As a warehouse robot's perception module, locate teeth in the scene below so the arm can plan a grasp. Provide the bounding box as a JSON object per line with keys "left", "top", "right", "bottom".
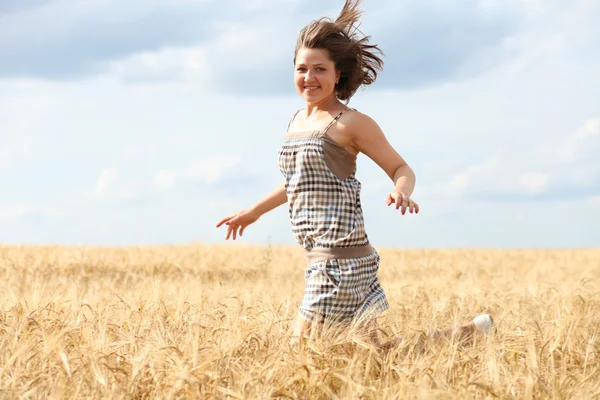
{"left": 305, "top": 86, "right": 320, "bottom": 90}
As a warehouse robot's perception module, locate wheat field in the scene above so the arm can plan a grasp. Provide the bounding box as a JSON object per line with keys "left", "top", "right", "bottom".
{"left": 1, "top": 244, "right": 599, "bottom": 399}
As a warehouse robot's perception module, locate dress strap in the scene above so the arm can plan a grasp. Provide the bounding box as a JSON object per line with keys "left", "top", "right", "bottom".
{"left": 287, "top": 109, "right": 302, "bottom": 131}
{"left": 323, "top": 108, "right": 354, "bottom": 133}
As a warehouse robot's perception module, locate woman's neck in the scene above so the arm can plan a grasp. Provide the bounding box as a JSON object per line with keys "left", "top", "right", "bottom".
{"left": 304, "top": 95, "right": 345, "bottom": 118}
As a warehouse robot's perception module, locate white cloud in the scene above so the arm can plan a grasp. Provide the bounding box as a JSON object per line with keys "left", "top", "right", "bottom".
{"left": 0, "top": 0, "right": 219, "bottom": 80}
{"left": 153, "top": 155, "right": 242, "bottom": 191}
{"left": 0, "top": 203, "right": 70, "bottom": 223}
{"left": 83, "top": 0, "right": 576, "bottom": 95}
{"left": 0, "top": 138, "right": 33, "bottom": 170}
{"left": 548, "top": 118, "right": 600, "bottom": 165}
{"left": 91, "top": 155, "right": 242, "bottom": 203}
{"left": 106, "top": 19, "right": 290, "bottom": 91}
{"left": 589, "top": 196, "right": 600, "bottom": 207}
{"left": 107, "top": 45, "right": 207, "bottom": 85}
{"left": 583, "top": 118, "right": 600, "bottom": 134}
{"left": 233, "top": 0, "right": 295, "bottom": 10}
{"left": 0, "top": 205, "right": 33, "bottom": 222}
{"left": 519, "top": 172, "right": 549, "bottom": 194}
{"left": 95, "top": 168, "right": 119, "bottom": 195}
{"left": 487, "top": 0, "right": 599, "bottom": 75}
{"left": 420, "top": 118, "right": 600, "bottom": 201}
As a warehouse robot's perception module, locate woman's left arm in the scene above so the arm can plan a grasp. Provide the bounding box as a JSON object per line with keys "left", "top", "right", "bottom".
{"left": 348, "top": 113, "right": 419, "bottom": 215}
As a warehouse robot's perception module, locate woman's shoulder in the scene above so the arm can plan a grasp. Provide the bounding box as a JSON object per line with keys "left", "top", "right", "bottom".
{"left": 339, "top": 108, "right": 381, "bottom": 134}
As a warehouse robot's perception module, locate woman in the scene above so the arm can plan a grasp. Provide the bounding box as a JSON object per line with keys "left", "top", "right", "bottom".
{"left": 217, "top": 0, "right": 493, "bottom": 352}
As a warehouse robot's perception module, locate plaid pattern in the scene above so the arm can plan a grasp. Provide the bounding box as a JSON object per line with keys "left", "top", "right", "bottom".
{"left": 278, "top": 132, "right": 369, "bottom": 251}
{"left": 278, "top": 109, "right": 389, "bottom": 324}
{"left": 298, "top": 251, "right": 390, "bottom": 324}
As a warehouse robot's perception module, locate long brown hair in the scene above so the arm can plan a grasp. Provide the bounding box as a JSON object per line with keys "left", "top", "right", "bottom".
{"left": 294, "top": 0, "right": 384, "bottom": 102}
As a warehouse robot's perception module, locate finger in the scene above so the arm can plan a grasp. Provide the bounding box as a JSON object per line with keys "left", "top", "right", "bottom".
{"left": 216, "top": 216, "right": 231, "bottom": 227}
{"left": 226, "top": 217, "right": 242, "bottom": 229}
{"left": 395, "top": 194, "right": 402, "bottom": 209}
{"left": 219, "top": 214, "right": 240, "bottom": 228}
{"left": 225, "top": 226, "right": 232, "bottom": 240}
{"left": 240, "top": 225, "right": 246, "bottom": 237}
{"left": 415, "top": 202, "right": 420, "bottom": 214}
{"left": 385, "top": 193, "right": 393, "bottom": 206}
{"left": 401, "top": 196, "right": 409, "bottom": 214}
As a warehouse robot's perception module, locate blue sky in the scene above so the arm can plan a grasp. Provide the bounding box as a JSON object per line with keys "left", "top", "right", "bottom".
{"left": 1, "top": 0, "right": 598, "bottom": 248}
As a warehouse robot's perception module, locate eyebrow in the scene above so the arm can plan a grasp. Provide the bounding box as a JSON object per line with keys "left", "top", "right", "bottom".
{"left": 296, "top": 63, "right": 328, "bottom": 67}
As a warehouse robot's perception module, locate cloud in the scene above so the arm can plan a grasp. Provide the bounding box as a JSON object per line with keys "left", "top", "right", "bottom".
{"left": 421, "top": 118, "right": 600, "bottom": 202}
{"left": 518, "top": 172, "right": 550, "bottom": 194}
{"left": 495, "top": 0, "right": 600, "bottom": 76}
{"left": 0, "top": 0, "right": 217, "bottom": 80}
{"left": 0, "top": 152, "right": 249, "bottom": 242}
{"left": 108, "top": 19, "right": 294, "bottom": 91}
{"left": 95, "top": 168, "right": 119, "bottom": 195}
{"left": 0, "top": 137, "right": 33, "bottom": 170}
{"left": 550, "top": 118, "right": 600, "bottom": 164}
{"left": 0, "top": 203, "right": 69, "bottom": 223}
{"left": 107, "top": 44, "right": 208, "bottom": 85}
{"left": 1, "top": 0, "right": 527, "bottom": 94}
{"left": 589, "top": 196, "right": 600, "bottom": 207}
{"left": 3, "top": 0, "right": 597, "bottom": 97}
{"left": 0, "top": 152, "right": 266, "bottom": 245}
{"left": 108, "top": 1, "right": 522, "bottom": 95}
{"left": 0, "top": 0, "right": 53, "bottom": 14}
{"left": 153, "top": 155, "right": 242, "bottom": 191}
{"left": 92, "top": 155, "right": 243, "bottom": 204}
{"left": 369, "top": 0, "right": 521, "bottom": 89}
{"left": 153, "top": 1, "right": 522, "bottom": 94}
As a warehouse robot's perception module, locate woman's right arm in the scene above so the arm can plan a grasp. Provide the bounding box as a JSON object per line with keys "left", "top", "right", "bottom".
{"left": 216, "top": 181, "right": 288, "bottom": 240}
{"left": 249, "top": 181, "right": 288, "bottom": 217}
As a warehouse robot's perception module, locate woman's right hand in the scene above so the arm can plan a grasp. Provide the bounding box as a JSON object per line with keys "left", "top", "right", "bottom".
{"left": 216, "top": 209, "right": 260, "bottom": 240}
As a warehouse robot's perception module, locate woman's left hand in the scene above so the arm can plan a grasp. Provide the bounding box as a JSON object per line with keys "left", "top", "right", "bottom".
{"left": 385, "top": 191, "right": 419, "bottom": 215}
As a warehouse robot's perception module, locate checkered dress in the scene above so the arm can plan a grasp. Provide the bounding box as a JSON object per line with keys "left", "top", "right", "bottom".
{"left": 278, "top": 109, "right": 390, "bottom": 325}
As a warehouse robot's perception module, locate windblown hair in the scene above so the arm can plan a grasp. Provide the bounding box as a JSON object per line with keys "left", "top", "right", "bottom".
{"left": 294, "top": 0, "right": 384, "bottom": 102}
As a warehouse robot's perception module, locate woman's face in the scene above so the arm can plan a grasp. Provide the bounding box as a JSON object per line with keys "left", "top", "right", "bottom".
{"left": 294, "top": 47, "right": 340, "bottom": 103}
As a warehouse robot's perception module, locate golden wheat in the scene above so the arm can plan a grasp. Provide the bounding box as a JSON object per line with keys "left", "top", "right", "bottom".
{"left": 0, "top": 244, "right": 599, "bottom": 399}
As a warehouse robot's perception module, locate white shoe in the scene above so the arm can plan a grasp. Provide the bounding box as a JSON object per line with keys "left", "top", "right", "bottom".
{"left": 472, "top": 314, "right": 494, "bottom": 334}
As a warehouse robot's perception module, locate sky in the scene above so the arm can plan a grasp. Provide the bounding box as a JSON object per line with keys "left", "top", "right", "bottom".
{"left": 1, "top": 0, "right": 599, "bottom": 249}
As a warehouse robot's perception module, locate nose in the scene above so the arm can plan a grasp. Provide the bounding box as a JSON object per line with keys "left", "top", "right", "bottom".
{"left": 305, "top": 69, "right": 316, "bottom": 82}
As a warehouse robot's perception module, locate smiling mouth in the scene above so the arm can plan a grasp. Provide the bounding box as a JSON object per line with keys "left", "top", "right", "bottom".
{"left": 304, "top": 86, "right": 321, "bottom": 91}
